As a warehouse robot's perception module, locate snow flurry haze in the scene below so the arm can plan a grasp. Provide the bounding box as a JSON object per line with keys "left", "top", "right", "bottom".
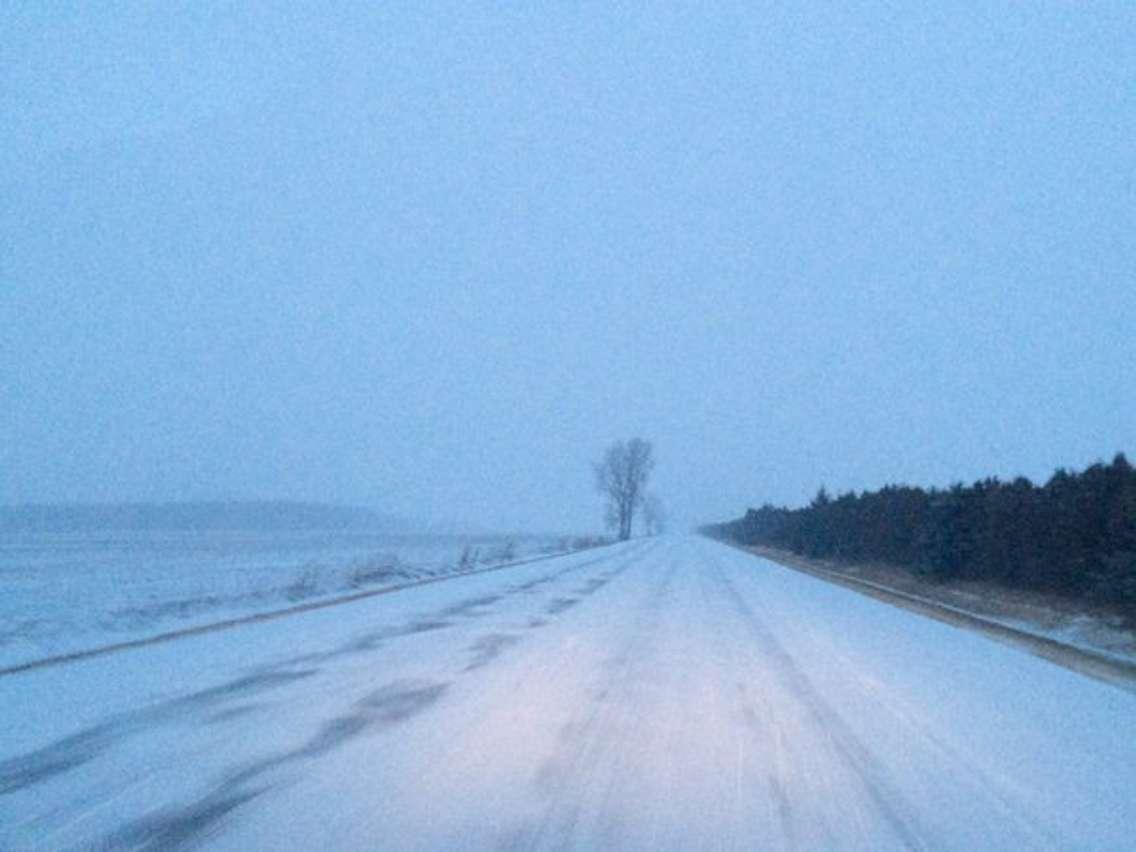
{"left": 3, "top": 4, "right": 1134, "bottom": 531}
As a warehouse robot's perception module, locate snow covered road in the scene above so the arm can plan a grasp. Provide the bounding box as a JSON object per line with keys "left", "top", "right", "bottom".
{"left": 2, "top": 535, "right": 1134, "bottom": 850}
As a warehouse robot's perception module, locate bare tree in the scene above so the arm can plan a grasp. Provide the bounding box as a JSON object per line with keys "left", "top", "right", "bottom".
{"left": 642, "top": 493, "right": 666, "bottom": 536}
{"left": 594, "top": 438, "right": 655, "bottom": 541}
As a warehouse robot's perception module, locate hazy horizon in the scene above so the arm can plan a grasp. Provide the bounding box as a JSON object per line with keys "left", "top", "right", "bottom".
{"left": 4, "top": 4, "right": 1133, "bottom": 533}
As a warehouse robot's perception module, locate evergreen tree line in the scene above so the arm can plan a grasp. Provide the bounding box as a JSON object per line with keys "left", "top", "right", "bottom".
{"left": 705, "top": 454, "right": 1136, "bottom": 625}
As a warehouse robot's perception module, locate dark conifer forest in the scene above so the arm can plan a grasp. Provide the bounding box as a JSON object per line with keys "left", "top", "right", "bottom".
{"left": 706, "top": 454, "right": 1136, "bottom": 625}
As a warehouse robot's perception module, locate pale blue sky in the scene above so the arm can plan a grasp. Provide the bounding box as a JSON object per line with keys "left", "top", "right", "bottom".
{"left": 3, "top": 3, "right": 1134, "bottom": 532}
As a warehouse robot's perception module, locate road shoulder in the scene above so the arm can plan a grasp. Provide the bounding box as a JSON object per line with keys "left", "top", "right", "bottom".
{"left": 720, "top": 540, "right": 1136, "bottom": 694}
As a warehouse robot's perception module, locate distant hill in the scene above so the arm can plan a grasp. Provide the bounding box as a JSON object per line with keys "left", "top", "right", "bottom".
{"left": 0, "top": 501, "right": 401, "bottom": 533}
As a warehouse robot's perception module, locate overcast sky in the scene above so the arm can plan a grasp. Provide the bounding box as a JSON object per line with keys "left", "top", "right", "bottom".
{"left": 3, "top": 3, "right": 1134, "bottom": 533}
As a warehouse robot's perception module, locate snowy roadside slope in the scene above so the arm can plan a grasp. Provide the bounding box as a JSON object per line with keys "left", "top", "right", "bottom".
{"left": 0, "top": 530, "right": 559, "bottom": 670}
{"left": 2, "top": 536, "right": 1134, "bottom": 850}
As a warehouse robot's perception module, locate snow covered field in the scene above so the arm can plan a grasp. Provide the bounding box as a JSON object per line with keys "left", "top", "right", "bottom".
{"left": 2, "top": 535, "right": 1134, "bottom": 850}
{"left": 0, "top": 529, "right": 563, "bottom": 669}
